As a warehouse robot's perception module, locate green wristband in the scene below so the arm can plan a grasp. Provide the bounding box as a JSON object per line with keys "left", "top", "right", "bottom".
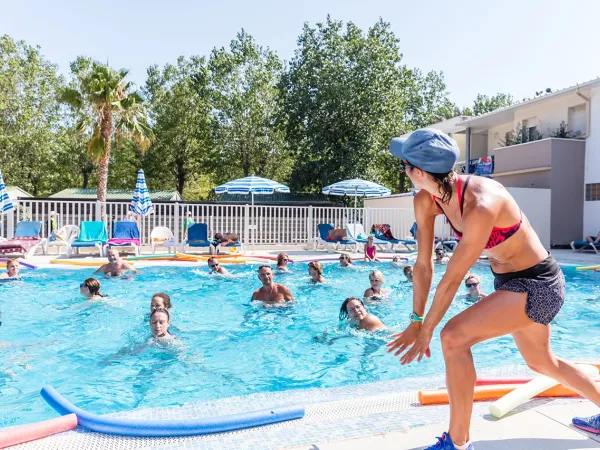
{"left": 409, "top": 312, "right": 424, "bottom": 322}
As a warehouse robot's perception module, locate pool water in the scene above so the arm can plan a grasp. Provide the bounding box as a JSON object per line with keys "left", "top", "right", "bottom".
{"left": 0, "top": 260, "right": 599, "bottom": 426}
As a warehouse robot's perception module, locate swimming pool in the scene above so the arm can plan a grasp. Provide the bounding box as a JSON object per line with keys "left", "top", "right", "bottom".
{"left": 1, "top": 260, "right": 599, "bottom": 427}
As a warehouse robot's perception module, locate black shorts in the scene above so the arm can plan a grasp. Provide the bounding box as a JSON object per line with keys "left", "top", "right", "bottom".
{"left": 492, "top": 254, "right": 565, "bottom": 326}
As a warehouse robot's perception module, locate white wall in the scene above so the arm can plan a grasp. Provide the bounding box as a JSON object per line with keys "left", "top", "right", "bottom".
{"left": 584, "top": 86, "right": 600, "bottom": 236}
{"left": 514, "top": 93, "right": 586, "bottom": 137}
{"left": 506, "top": 187, "right": 551, "bottom": 249}
{"left": 488, "top": 122, "right": 514, "bottom": 153}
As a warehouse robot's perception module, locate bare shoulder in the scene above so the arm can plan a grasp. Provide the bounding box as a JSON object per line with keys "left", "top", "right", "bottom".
{"left": 464, "top": 176, "right": 518, "bottom": 217}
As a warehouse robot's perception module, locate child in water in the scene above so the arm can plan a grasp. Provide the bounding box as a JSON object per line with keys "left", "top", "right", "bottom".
{"left": 150, "top": 293, "right": 172, "bottom": 312}
{"left": 364, "top": 270, "right": 388, "bottom": 299}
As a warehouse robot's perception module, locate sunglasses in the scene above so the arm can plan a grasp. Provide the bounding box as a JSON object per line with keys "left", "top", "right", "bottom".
{"left": 400, "top": 160, "right": 416, "bottom": 170}
{"left": 79, "top": 283, "right": 86, "bottom": 288}
{"left": 466, "top": 282, "right": 478, "bottom": 288}
{"left": 210, "top": 263, "right": 219, "bottom": 268}
{"left": 282, "top": 258, "right": 289, "bottom": 262}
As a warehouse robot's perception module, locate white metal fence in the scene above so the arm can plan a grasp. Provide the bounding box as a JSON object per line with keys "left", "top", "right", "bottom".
{"left": 0, "top": 199, "right": 452, "bottom": 246}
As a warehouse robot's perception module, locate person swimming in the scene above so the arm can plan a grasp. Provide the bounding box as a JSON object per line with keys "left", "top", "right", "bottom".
{"left": 339, "top": 253, "right": 353, "bottom": 268}
{"left": 308, "top": 261, "right": 325, "bottom": 283}
{"left": 339, "top": 297, "right": 386, "bottom": 331}
{"left": 80, "top": 278, "right": 104, "bottom": 301}
{"left": 364, "top": 270, "right": 388, "bottom": 299}
{"left": 207, "top": 257, "right": 230, "bottom": 275}
{"left": 462, "top": 273, "right": 487, "bottom": 301}
{"left": 251, "top": 265, "right": 294, "bottom": 303}
{"left": 150, "top": 308, "right": 175, "bottom": 341}
{"left": 150, "top": 292, "right": 172, "bottom": 312}
{"left": 0, "top": 259, "right": 20, "bottom": 280}
{"left": 94, "top": 248, "right": 139, "bottom": 277}
{"left": 276, "top": 253, "right": 290, "bottom": 272}
{"left": 403, "top": 264, "right": 414, "bottom": 283}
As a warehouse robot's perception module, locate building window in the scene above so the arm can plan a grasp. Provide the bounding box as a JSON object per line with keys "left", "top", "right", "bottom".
{"left": 586, "top": 183, "right": 600, "bottom": 201}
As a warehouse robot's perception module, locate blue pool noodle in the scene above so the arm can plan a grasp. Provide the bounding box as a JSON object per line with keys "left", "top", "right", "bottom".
{"left": 41, "top": 386, "right": 305, "bottom": 437}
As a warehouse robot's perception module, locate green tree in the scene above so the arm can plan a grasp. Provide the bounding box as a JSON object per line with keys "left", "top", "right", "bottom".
{"left": 207, "top": 30, "right": 290, "bottom": 183}
{"left": 144, "top": 56, "right": 213, "bottom": 197}
{"left": 60, "top": 57, "right": 153, "bottom": 214}
{"left": 0, "top": 35, "right": 65, "bottom": 196}
{"left": 471, "top": 93, "right": 513, "bottom": 116}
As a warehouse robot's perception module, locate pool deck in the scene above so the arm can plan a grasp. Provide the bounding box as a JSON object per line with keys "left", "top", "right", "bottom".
{"left": 11, "top": 246, "right": 600, "bottom": 449}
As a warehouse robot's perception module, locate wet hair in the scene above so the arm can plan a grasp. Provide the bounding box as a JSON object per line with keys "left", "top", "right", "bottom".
{"left": 464, "top": 273, "right": 480, "bottom": 284}
{"left": 152, "top": 293, "right": 172, "bottom": 309}
{"left": 428, "top": 171, "right": 456, "bottom": 205}
{"left": 6, "top": 258, "right": 18, "bottom": 269}
{"left": 339, "top": 297, "right": 365, "bottom": 320}
{"left": 403, "top": 264, "right": 413, "bottom": 275}
{"left": 258, "top": 264, "right": 272, "bottom": 272}
{"left": 277, "top": 253, "right": 289, "bottom": 266}
{"left": 150, "top": 307, "right": 170, "bottom": 321}
{"left": 339, "top": 253, "right": 352, "bottom": 263}
{"left": 369, "top": 270, "right": 384, "bottom": 282}
{"left": 308, "top": 261, "right": 323, "bottom": 275}
{"left": 82, "top": 278, "right": 104, "bottom": 297}
{"left": 207, "top": 257, "right": 217, "bottom": 265}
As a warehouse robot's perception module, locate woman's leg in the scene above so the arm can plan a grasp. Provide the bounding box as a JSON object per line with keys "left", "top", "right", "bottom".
{"left": 440, "top": 290, "right": 533, "bottom": 445}
{"left": 512, "top": 324, "right": 600, "bottom": 406}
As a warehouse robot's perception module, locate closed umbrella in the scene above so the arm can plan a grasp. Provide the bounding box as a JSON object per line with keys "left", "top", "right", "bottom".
{"left": 215, "top": 176, "right": 290, "bottom": 252}
{"left": 0, "top": 170, "right": 14, "bottom": 240}
{"left": 130, "top": 169, "right": 154, "bottom": 216}
{"left": 322, "top": 178, "right": 391, "bottom": 224}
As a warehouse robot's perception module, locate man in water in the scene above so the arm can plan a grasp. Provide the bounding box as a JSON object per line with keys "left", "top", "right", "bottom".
{"left": 207, "top": 257, "right": 229, "bottom": 275}
{"left": 251, "top": 265, "right": 294, "bottom": 303}
{"left": 95, "top": 248, "right": 139, "bottom": 277}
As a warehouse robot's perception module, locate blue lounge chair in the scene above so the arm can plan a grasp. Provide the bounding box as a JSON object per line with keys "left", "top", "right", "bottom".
{"left": 105, "top": 221, "right": 141, "bottom": 255}
{"left": 313, "top": 224, "right": 357, "bottom": 252}
{"left": 0, "top": 221, "right": 46, "bottom": 258}
{"left": 181, "top": 223, "right": 212, "bottom": 254}
{"left": 570, "top": 240, "right": 600, "bottom": 254}
{"left": 69, "top": 221, "right": 108, "bottom": 257}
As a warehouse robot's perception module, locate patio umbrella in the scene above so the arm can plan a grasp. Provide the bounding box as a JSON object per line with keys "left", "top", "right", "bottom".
{"left": 0, "top": 170, "right": 14, "bottom": 215}
{"left": 130, "top": 169, "right": 154, "bottom": 216}
{"left": 215, "top": 175, "right": 290, "bottom": 252}
{"left": 322, "top": 178, "right": 391, "bottom": 224}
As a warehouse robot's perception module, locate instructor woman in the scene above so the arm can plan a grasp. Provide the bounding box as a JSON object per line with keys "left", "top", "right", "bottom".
{"left": 386, "top": 128, "right": 600, "bottom": 450}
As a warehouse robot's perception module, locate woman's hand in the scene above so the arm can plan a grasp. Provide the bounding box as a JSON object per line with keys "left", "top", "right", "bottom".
{"left": 386, "top": 322, "right": 432, "bottom": 364}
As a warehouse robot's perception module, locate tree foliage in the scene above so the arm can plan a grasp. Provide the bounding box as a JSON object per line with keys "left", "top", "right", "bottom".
{"left": 471, "top": 93, "right": 513, "bottom": 116}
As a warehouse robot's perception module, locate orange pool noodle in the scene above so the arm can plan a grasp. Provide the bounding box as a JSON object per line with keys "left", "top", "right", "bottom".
{"left": 0, "top": 413, "right": 77, "bottom": 448}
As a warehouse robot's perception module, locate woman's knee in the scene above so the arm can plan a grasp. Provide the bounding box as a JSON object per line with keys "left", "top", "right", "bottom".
{"left": 440, "top": 321, "right": 471, "bottom": 355}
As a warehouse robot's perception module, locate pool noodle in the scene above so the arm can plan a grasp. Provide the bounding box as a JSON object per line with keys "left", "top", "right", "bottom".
{"left": 0, "top": 258, "right": 37, "bottom": 269}
{"left": 575, "top": 264, "right": 600, "bottom": 271}
{"left": 476, "top": 375, "right": 600, "bottom": 386}
{"left": 41, "top": 386, "right": 304, "bottom": 437}
{"left": 0, "top": 413, "right": 77, "bottom": 448}
{"left": 50, "top": 260, "right": 134, "bottom": 267}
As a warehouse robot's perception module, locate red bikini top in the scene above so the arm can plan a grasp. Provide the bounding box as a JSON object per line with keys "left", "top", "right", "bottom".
{"left": 431, "top": 176, "right": 522, "bottom": 250}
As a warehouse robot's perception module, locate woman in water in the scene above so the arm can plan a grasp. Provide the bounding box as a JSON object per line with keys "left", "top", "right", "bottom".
{"left": 463, "top": 274, "right": 487, "bottom": 301}
{"left": 151, "top": 293, "right": 172, "bottom": 312}
{"left": 339, "top": 297, "right": 386, "bottom": 331}
{"left": 403, "top": 264, "right": 414, "bottom": 283}
{"left": 276, "top": 253, "right": 290, "bottom": 272}
{"left": 363, "top": 270, "right": 387, "bottom": 299}
{"left": 150, "top": 308, "right": 175, "bottom": 341}
{"left": 80, "top": 278, "right": 104, "bottom": 301}
{"left": 363, "top": 236, "right": 380, "bottom": 262}
{"left": 0, "top": 259, "right": 20, "bottom": 279}
{"left": 386, "top": 128, "right": 600, "bottom": 450}
{"left": 308, "top": 261, "right": 325, "bottom": 283}
{"left": 338, "top": 253, "right": 353, "bottom": 268}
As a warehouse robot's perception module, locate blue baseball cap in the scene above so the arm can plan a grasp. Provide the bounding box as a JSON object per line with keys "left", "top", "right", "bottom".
{"left": 390, "top": 128, "right": 460, "bottom": 174}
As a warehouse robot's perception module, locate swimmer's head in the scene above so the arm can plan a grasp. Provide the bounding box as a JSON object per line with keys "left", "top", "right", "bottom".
{"left": 403, "top": 264, "right": 414, "bottom": 281}
{"left": 258, "top": 265, "right": 273, "bottom": 284}
{"left": 465, "top": 273, "right": 481, "bottom": 291}
{"left": 150, "top": 308, "right": 171, "bottom": 337}
{"left": 207, "top": 257, "right": 220, "bottom": 271}
{"left": 339, "top": 297, "right": 367, "bottom": 321}
{"left": 151, "top": 293, "right": 172, "bottom": 312}
{"left": 369, "top": 270, "right": 384, "bottom": 286}
{"left": 308, "top": 261, "right": 323, "bottom": 276}
{"left": 277, "top": 253, "right": 289, "bottom": 266}
{"left": 339, "top": 254, "right": 352, "bottom": 266}
{"left": 107, "top": 248, "right": 120, "bottom": 263}
{"left": 6, "top": 259, "right": 19, "bottom": 277}
{"left": 80, "top": 278, "right": 103, "bottom": 298}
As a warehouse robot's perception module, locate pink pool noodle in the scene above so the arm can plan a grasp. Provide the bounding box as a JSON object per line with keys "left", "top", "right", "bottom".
{"left": 0, "top": 413, "right": 77, "bottom": 448}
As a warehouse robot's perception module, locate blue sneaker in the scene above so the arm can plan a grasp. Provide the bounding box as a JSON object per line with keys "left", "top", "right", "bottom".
{"left": 424, "top": 432, "right": 474, "bottom": 449}
{"left": 572, "top": 413, "right": 600, "bottom": 434}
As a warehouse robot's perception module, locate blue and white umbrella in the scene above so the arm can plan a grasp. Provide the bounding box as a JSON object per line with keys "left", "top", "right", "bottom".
{"left": 215, "top": 175, "right": 290, "bottom": 205}
{"left": 0, "top": 170, "right": 14, "bottom": 215}
{"left": 130, "top": 169, "right": 154, "bottom": 216}
{"left": 322, "top": 178, "right": 390, "bottom": 206}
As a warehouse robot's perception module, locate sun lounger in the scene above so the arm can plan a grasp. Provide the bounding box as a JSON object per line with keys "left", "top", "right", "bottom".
{"left": 181, "top": 223, "right": 212, "bottom": 254}
{"left": 45, "top": 225, "right": 79, "bottom": 255}
{"left": 105, "top": 221, "right": 141, "bottom": 255}
{"left": 69, "top": 221, "right": 108, "bottom": 257}
{"left": 150, "top": 226, "right": 175, "bottom": 254}
{"left": 570, "top": 240, "right": 600, "bottom": 254}
{"left": 0, "top": 221, "right": 46, "bottom": 258}
{"left": 345, "top": 223, "right": 392, "bottom": 251}
{"left": 313, "top": 224, "right": 357, "bottom": 252}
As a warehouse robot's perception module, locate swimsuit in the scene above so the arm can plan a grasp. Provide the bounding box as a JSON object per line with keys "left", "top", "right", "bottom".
{"left": 431, "top": 175, "right": 522, "bottom": 249}
{"left": 366, "top": 245, "right": 376, "bottom": 259}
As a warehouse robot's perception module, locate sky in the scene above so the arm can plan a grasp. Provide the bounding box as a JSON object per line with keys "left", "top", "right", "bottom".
{"left": 2, "top": 0, "right": 600, "bottom": 108}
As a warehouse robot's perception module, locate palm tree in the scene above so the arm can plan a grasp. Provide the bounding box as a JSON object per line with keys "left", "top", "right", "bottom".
{"left": 60, "top": 58, "right": 153, "bottom": 218}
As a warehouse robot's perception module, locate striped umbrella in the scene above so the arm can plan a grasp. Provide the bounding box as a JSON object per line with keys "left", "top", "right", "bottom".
{"left": 129, "top": 169, "right": 154, "bottom": 216}
{"left": 0, "top": 170, "right": 14, "bottom": 214}
{"left": 322, "top": 178, "right": 390, "bottom": 224}
{"left": 215, "top": 175, "right": 290, "bottom": 205}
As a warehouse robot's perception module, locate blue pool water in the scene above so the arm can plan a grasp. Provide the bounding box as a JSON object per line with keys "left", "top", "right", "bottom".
{"left": 0, "top": 260, "right": 599, "bottom": 426}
